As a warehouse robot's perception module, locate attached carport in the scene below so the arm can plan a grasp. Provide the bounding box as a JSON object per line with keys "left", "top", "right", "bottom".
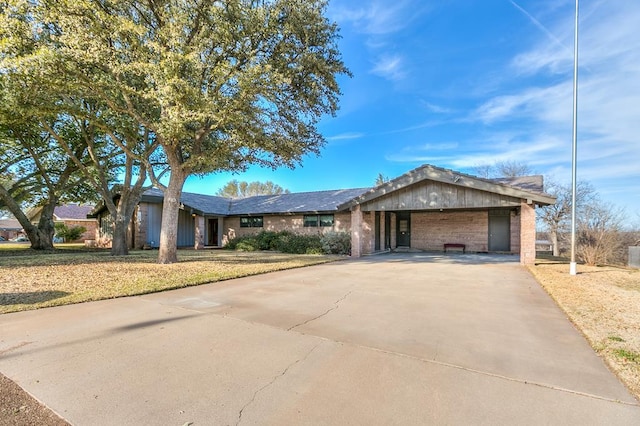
{"left": 341, "top": 165, "right": 556, "bottom": 264}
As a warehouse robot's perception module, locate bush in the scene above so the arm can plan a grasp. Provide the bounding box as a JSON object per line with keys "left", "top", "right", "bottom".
{"left": 226, "top": 230, "right": 326, "bottom": 254}
{"left": 54, "top": 223, "right": 87, "bottom": 242}
{"left": 320, "top": 231, "right": 351, "bottom": 255}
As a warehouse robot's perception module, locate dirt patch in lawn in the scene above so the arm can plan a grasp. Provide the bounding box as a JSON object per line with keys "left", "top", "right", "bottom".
{"left": 528, "top": 261, "right": 640, "bottom": 401}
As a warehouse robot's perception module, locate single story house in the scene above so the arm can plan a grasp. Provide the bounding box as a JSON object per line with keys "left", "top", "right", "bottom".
{"left": 0, "top": 218, "right": 23, "bottom": 240}
{"left": 91, "top": 164, "right": 555, "bottom": 264}
{"left": 28, "top": 204, "right": 97, "bottom": 242}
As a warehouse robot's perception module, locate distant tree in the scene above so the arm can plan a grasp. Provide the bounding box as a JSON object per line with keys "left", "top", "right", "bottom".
{"left": 576, "top": 200, "right": 625, "bottom": 266}
{"left": 375, "top": 173, "right": 389, "bottom": 186}
{"left": 474, "top": 161, "right": 534, "bottom": 178}
{"left": 216, "top": 180, "right": 290, "bottom": 198}
{"left": 538, "top": 180, "right": 596, "bottom": 257}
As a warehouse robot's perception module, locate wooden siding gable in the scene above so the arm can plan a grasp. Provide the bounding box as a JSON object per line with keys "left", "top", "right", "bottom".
{"left": 339, "top": 164, "right": 556, "bottom": 211}
{"left": 358, "top": 180, "right": 523, "bottom": 211}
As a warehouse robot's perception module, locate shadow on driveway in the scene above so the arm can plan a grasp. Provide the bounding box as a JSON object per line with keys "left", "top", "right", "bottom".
{"left": 360, "top": 251, "right": 520, "bottom": 265}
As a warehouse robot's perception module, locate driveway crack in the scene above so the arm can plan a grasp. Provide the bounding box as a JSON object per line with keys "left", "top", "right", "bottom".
{"left": 287, "top": 290, "right": 353, "bottom": 332}
{"left": 236, "top": 343, "right": 320, "bottom": 425}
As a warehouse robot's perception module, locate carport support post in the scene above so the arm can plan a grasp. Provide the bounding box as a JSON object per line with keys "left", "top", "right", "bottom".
{"left": 351, "top": 204, "right": 363, "bottom": 257}
{"left": 520, "top": 201, "right": 536, "bottom": 265}
{"left": 194, "top": 215, "right": 205, "bottom": 250}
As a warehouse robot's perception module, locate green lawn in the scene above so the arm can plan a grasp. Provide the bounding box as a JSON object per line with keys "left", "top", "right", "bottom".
{"left": 0, "top": 244, "right": 341, "bottom": 314}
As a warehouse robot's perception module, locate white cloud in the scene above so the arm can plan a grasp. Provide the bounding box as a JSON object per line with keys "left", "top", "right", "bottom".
{"left": 370, "top": 54, "right": 405, "bottom": 81}
{"left": 331, "top": 1, "right": 421, "bottom": 35}
{"left": 327, "top": 132, "right": 365, "bottom": 141}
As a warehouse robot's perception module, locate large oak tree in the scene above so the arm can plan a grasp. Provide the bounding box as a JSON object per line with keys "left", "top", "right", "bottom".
{"left": 10, "top": 0, "right": 349, "bottom": 263}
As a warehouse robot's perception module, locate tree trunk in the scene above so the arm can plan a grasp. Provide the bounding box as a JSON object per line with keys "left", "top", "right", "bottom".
{"left": 550, "top": 226, "right": 560, "bottom": 257}
{"left": 106, "top": 183, "right": 147, "bottom": 256}
{"left": 157, "top": 170, "right": 187, "bottom": 264}
{"left": 111, "top": 212, "right": 130, "bottom": 256}
{"left": 0, "top": 184, "right": 55, "bottom": 250}
{"left": 32, "top": 202, "right": 56, "bottom": 250}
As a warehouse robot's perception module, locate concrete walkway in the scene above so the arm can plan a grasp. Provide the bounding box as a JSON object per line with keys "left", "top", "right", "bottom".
{"left": 1, "top": 254, "right": 639, "bottom": 425}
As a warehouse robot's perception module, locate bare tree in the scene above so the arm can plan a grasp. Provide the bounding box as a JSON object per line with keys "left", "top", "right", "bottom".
{"left": 576, "top": 201, "right": 625, "bottom": 266}
{"left": 538, "top": 180, "right": 596, "bottom": 256}
{"left": 473, "top": 161, "right": 534, "bottom": 178}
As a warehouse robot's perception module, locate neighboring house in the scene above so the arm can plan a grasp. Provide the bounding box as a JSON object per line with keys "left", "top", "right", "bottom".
{"left": 0, "top": 218, "right": 23, "bottom": 241}
{"left": 91, "top": 164, "right": 556, "bottom": 265}
{"left": 28, "top": 204, "right": 97, "bottom": 242}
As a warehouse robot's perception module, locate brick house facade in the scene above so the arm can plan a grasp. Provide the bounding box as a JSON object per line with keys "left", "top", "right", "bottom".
{"left": 92, "top": 164, "right": 555, "bottom": 265}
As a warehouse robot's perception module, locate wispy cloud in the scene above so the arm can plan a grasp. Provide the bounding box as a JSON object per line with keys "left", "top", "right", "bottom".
{"left": 508, "top": 1, "right": 570, "bottom": 52}
{"left": 327, "top": 132, "right": 365, "bottom": 141}
{"left": 331, "top": 1, "right": 419, "bottom": 35}
{"left": 370, "top": 54, "right": 405, "bottom": 81}
{"left": 422, "top": 102, "right": 454, "bottom": 114}
{"left": 472, "top": 1, "right": 640, "bottom": 195}
{"left": 331, "top": 1, "right": 429, "bottom": 82}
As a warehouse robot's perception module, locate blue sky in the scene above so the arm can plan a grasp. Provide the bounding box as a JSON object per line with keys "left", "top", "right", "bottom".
{"left": 184, "top": 0, "right": 640, "bottom": 220}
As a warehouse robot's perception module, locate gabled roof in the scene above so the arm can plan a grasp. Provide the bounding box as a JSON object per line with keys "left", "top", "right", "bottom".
{"left": 338, "top": 164, "right": 556, "bottom": 210}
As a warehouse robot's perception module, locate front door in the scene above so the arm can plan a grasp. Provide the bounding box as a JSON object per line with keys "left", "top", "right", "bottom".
{"left": 396, "top": 212, "right": 411, "bottom": 247}
{"left": 207, "top": 218, "right": 218, "bottom": 246}
{"left": 488, "top": 210, "right": 510, "bottom": 251}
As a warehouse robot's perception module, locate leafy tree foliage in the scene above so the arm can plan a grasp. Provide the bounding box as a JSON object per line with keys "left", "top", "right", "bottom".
{"left": 0, "top": 113, "right": 94, "bottom": 249}
{"left": 3, "top": 0, "right": 348, "bottom": 263}
{"left": 54, "top": 222, "right": 87, "bottom": 242}
{"left": 215, "top": 180, "right": 290, "bottom": 198}
{"left": 375, "top": 173, "right": 389, "bottom": 186}
{"left": 0, "top": 3, "right": 163, "bottom": 255}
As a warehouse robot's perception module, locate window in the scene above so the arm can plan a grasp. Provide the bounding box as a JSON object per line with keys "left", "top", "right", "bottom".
{"left": 303, "top": 215, "right": 318, "bottom": 227}
{"left": 304, "top": 214, "right": 334, "bottom": 227}
{"left": 319, "top": 214, "right": 334, "bottom": 227}
{"left": 240, "top": 216, "right": 263, "bottom": 228}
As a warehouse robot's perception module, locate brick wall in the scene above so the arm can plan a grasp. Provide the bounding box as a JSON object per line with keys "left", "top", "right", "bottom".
{"left": 222, "top": 212, "right": 352, "bottom": 245}
{"left": 519, "top": 202, "right": 536, "bottom": 265}
{"left": 61, "top": 219, "right": 97, "bottom": 242}
{"left": 134, "top": 204, "right": 148, "bottom": 249}
{"left": 411, "top": 211, "right": 489, "bottom": 252}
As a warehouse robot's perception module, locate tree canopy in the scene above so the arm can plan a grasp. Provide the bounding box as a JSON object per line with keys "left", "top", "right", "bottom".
{"left": 1, "top": 0, "right": 349, "bottom": 262}
{"left": 216, "top": 180, "right": 290, "bottom": 198}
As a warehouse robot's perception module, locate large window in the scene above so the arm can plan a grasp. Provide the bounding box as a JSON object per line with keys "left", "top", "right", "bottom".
{"left": 240, "top": 216, "right": 263, "bottom": 228}
{"left": 304, "top": 214, "right": 334, "bottom": 227}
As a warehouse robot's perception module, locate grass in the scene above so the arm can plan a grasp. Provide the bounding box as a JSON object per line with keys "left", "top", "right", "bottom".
{"left": 0, "top": 244, "right": 341, "bottom": 314}
{"left": 528, "top": 258, "right": 640, "bottom": 400}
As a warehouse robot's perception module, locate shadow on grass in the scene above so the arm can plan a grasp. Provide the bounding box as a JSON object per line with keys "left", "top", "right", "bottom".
{"left": 0, "top": 290, "right": 70, "bottom": 306}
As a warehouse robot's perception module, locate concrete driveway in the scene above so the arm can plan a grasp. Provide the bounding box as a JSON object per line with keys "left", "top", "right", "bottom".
{"left": 1, "top": 253, "right": 639, "bottom": 425}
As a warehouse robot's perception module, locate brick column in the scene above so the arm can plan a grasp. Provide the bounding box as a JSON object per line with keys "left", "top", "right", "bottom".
{"left": 520, "top": 201, "right": 536, "bottom": 265}
{"left": 351, "top": 205, "right": 363, "bottom": 257}
{"left": 194, "top": 215, "right": 205, "bottom": 250}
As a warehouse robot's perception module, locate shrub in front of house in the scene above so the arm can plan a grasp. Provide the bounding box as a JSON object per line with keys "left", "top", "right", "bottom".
{"left": 320, "top": 231, "right": 351, "bottom": 255}
{"left": 54, "top": 223, "right": 87, "bottom": 242}
{"left": 227, "top": 230, "right": 330, "bottom": 255}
